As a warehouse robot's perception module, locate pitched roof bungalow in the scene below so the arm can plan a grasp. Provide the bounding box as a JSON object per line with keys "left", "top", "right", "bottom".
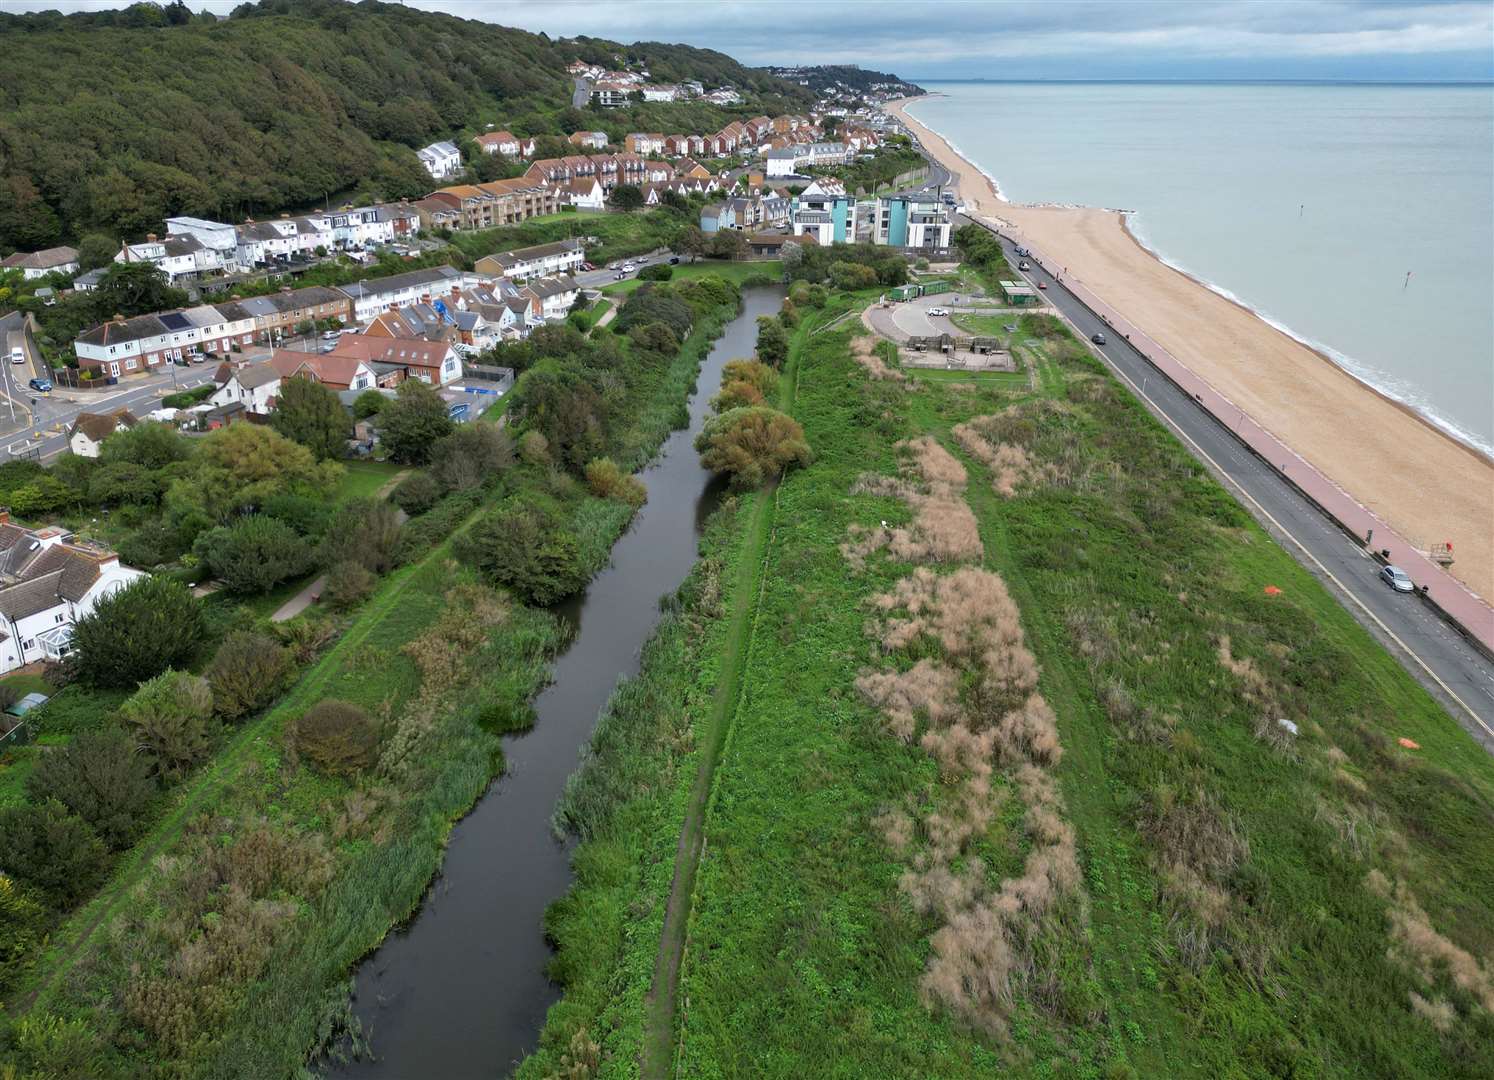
{"left": 66, "top": 409, "right": 137, "bottom": 458}
{"left": 1, "top": 246, "right": 80, "bottom": 280}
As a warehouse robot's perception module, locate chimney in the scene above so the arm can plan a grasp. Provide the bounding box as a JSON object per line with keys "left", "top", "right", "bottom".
{"left": 113, "top": 313, "right": 125, "bottom": 324}
{"left": 280, "top": 212, "right": 289, "bottom": 219}
{"left": 231, "top": 294, "right": 243, "bottom": 300}
{"left": 147, "top": 233, "right": 157, "bottom": 242}
{"left": 0, "top": 509, "right": 8, "bottom": 525}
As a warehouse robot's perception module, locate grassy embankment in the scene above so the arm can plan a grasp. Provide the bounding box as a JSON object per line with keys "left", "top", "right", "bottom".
{"left": 601, "top": 261, "right": 784, "bottom": 299}
{"left": 0, "top": 284, "right": 749, "bottom": 1079}
{"left": 448, "top": 210, "right": 688, "bottom": 267}
{"left": 522, "top": 301, "right": 1494, "bottom": 1078}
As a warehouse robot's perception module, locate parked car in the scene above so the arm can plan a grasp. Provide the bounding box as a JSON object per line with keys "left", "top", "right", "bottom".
{"left": 1380, "top": 565, "right": 1415, "bottom": 593}
{"left": 669, "top": 256, "right": 680, "bottom": 264}
{"left": 926, "top": 307, "right": 949, "bottom": 317}
{"left": 27, "top": 377, "right": 51, "bottom": 392}
{"left": 318, "top": 343, "right": 336, "bottom": 354}
{"left": 320, "top": 329, "right": 341, "bottom": 340}
{"left": 1091, "top": 333, "right": 1107, "bottom": 345}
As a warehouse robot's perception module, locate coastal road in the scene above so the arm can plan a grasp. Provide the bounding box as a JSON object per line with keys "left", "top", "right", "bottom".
{"left": 990, "top": 233, "right": 1494, "bottom": 749}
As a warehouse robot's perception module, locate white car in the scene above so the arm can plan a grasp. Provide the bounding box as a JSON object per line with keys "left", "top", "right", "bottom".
{"left": 621, "top": 263, "right": 637, "bottom": 273}
{"left": 926, "top": 307, "right": 949, "bottom": 317}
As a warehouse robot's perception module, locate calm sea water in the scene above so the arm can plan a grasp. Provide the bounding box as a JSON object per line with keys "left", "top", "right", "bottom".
{"left": 907, "top": 82, "right": 1494, "bottom": 454}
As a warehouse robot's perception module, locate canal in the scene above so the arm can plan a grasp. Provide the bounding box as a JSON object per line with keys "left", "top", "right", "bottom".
{"left": 328, "top": 285, "right": 785, "bottom": 1078}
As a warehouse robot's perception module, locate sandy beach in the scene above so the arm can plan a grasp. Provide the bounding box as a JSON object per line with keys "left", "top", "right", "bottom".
{"left": 887, "top": 97, "right": 1494, "bottom": 604}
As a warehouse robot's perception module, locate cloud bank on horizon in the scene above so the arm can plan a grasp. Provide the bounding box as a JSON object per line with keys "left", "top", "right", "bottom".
{"left": 20, "top": 0, "right": 1494, "bottom": 80}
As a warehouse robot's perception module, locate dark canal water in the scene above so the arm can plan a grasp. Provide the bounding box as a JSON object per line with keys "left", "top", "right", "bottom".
{"left": 327, "top": 286, "right": 785, "bottom": 1079}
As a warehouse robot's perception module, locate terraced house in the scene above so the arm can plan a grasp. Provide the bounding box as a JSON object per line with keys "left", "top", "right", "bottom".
{"left": 419, "top": 177, "right": 561, "bottom": 231}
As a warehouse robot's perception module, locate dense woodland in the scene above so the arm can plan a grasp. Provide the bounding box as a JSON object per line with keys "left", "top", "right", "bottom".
{"left": 0, "top": 0, "right": 813, "bottom": 251}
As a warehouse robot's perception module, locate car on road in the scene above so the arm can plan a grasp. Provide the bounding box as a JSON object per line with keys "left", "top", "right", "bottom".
{"left": 1018, "top": 261, "right": 1031, "bottom": 271}
{"left": 621, "top": 263, "right": 637, "bottom": 273}
{"left": 27, "top": 377, "right": 51, "bottom": 392}
{"left": 614, "top": 271, "right": 626, "bottom": 280}
{"left": 1091, "top": 333, "right": 1107, "bottom": 345}
{"left": 1380, "top": 565, "right": 1415, "bottom": 593}
{"left": 1038, "top": 282, "right": 1048, "bottom": 290}
{"left": 670, "top": 256, "right": 680, "bottom": 264}
{"left": 581, "top": 262, "right": 595, "bottom": 271}
{"left": 926, "top": 307, "right": 949, "bottom": 317}
{"left": 607, "top": 262, "right": 619, "bottom": 270}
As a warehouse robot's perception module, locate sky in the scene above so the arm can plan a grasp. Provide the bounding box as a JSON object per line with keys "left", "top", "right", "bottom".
{"left": 15, "top": 0, "right": 1494, "bottom": 81}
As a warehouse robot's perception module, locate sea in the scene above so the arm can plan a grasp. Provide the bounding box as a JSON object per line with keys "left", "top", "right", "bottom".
{"left": 904, "top": 81, "right": 1494, "bottom": 456}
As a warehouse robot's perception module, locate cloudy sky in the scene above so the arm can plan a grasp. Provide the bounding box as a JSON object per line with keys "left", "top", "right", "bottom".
{"left": 20, "top": 1, "right": 1494, "bottom": 80}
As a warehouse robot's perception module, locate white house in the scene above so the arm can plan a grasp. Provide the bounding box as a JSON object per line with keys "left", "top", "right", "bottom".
{"left": 417, "top": 141, "right": 463, "bottom": 180}
{"left": 210, "top": 361, "right": 283, "bottom": 415}
{"left": 476, "top": 240, "right": 585, "bottom": 281}
{"left": 641, "top": 85, "right": 679, "bottom": 102}
{"left": 115, "top": 233, "right": 228, "bottom": 283}
{"left": 524, "top": 275, "right": 581, "bottom": 321}
{"left": 0, "top": 515, "right": 145, "bottom": 674}
{"left": 1, "top": 246, "right": 80, "bottom": 280}
{"left": 337, "top": 266, "right": 479, "bottom": 322}
{"left": 66, "top": 409, "right": 137, "bottom": 458}
{"left": 562, "top": 176, "right": 606, "bottom": 210}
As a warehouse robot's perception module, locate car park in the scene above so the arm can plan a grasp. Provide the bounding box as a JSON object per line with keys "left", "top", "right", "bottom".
{"left": 1091, "top": 333, "right": 1107, "bottom": 345}
{"left": 1380, "top": 565, "right": 1415, "bottom": 593}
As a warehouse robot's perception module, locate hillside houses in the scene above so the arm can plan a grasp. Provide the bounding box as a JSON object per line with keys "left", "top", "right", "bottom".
{"left": 0, "top": 514, "right": 145, "bottom": 675}
{"left": 1, "top": 246, "right": 80, "bottom": 280}
{"left": 417, "top": 141, "right": 463, "bottom": 180}
{"left": 474, "top": 239, "right": 585, "bottom": 280}
{"left": 568, "top": 131, "right": 608, "bottom": 150}
{"left": 474, "top": 130, "right": 534, "bottom": 157}
{"left": 416, "top": 177, "right": 562, "bottom": 231}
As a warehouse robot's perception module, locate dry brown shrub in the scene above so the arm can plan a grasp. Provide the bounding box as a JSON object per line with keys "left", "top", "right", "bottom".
{"left": 1409, "top": 991, "right": 1457, "bottom": 1032}
{"left": 851, "top": 335, "right": 906, "bottom": 383}
{"left": 1217, "top": 635, "right": 1275, "bottom": 710}
{"left": 845, "top": 438, "right": 981, "bottom": 567}
{"left": 1368, "top": 871, "right": 1494, "bottom": 1014}
{"left": 1325, "top": 745, "right": 1350, "bottom": 765}
{"left": 856, "top": 659, "right": 962, "bottom": 742}
{"left": 993, "top": 694, "right": 1063, "bottom": 766}
{"left": 1314, "top": 797, "right": 1380, "bottom": 860}
{"left": 875, "top": 808, "right": 915, "bottom": 854}
{"left": 1140, "top": 786, "right": 1249, "bottom": 884}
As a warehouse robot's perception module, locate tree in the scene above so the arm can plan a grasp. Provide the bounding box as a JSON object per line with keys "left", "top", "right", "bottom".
{"left": 609, "top": 184, "right": 644, "bottom": 211}
{"left": 755, "top": 315, "right": 789, "bottom": 368}
{"left": 695, "top": 406, "right": 812, "bottom": 489}
{"left": 99, "top": 421, "right": 190, "bottom": 470}
{"left": 70, "top": 576, "right": 204, "bottom": 689}
{"left": 322, "top": 560, "right": 377, "bottom": 610}
{"left": 119, "top": 670, "right": 215, "bottom": 780}
{"left": 352, "top": 389, "right": 387, "bottom": 420}
{"left": 320, "top": 498, "right": 404, "bottom": 574}
{"left": 87, "top": 461, "right": 161, "bottom": 506}
{"left": 510, "top": 364, "right": 607, "bottom": 472}
{"left": 0, "top": 800, "right": 107, "bottom": 906}
{"left": 26, "top": 728, "right": 157, "bottom": 850}
{"left": 193, "top": 515, "right": 314, "bottom": 595}
{"left": 709, "top": 229, "right": 747, "bottom": 260}
{"left": 390, "top": 470, "right": 440, "bottom": 515}
{"left": 674, "top": 225, "right": 709, "bottom": 263}
{"left": 712, "top": 359, "right": 779, "bottom": 411}
{"left": 429, "top": 424, "right": 513, "bottom": 492}
{"left": 271, "top": 376, "right": 350, "bottom": 460}
{"left": 377, "top": 379, "right": 453, "bottom": 465}
{"left": 76, "top": 232, "right": 118, "bottom": 271}
{"left": 165, "top": 423, "right": 340, "bottom": 527}
{"left": 292, "top": 700, "right": 380, "bottom": 777}
{"left": 88, "top": 262, "right": 187, "bottom": 321}
{"left": 205, "top": 631, "right": 295, "bottom": 723}
{"left": 455, "top": 497, "right": 586, "bottom": 605}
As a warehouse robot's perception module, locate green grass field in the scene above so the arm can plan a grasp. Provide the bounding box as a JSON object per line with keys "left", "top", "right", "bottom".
{"left": 602, "top": 261, "right": 782, "bottom": 297}
{"left": 519, "top": 301, "right": 1494, "bottom": 1078}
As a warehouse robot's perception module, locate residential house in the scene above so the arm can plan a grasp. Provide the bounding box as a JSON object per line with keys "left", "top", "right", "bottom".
{"left": 417, "top": 141, "right": 463, "bottom": 180}
{"left": 412, "top": 196, "right": 462, "bottom": 232}
{"left": 699, "top": 202, "right": 736, "bottom": 233}
{"left": 874, "top": 193, "right": 951, "bottom": 251}
{"left": 523, "top": 274, "right": 581, "bottom": 321}
{"left": 1, "top": 246, "right": 80, "bottom": 280}
{"left": 561, "top": 176, "right": 607, "bottom": 210}
{"left": 641, "top": 84, "right": 678, "bottom": 102}
{"left": 328, "top": 333, "right": 463, "bottom": 386}
{"left": 791, "top": 179, "right": 857, "bottom": 245}
{"left": 115, "top": 232, "right": 226, "bottom": 284}
{"left": 74, "top": 313, "right": 171, "bottom": 377}
{"left": 590, "top": 82, "right": 630, "bottom": 108}
{"left": 663, "top": 135, "right": 692, "bottom": 158}
{"left": 70, "top": 267, "right": 107, "bottom": 292}
{"left": 337, "top": 266, "right": 478, "bottom": 322}
{"left": 568, "top": 130, "right": 608, "bottom": 150}
{"left": 66, "top": 409, "right": 137, "bottom": 458}
{"left": 423, "top": 178, "right": 562, "bottom": 231}
{"left": 475, "top": 131, "right": 522, "bottom": 157}
{"left": 0, "top": 515, "right": 145, "bottom": 674}
{"left": 624, "top": 133, "right": 666, "bottom": 155}
{"left": 474, "top": 240, "right": 586, "bottom": 281}
{"left": 231, "top": 285, "right": 353, "bottom": 344}
{"left": 677, "top": 160, "right": 713, "bottom": 182}
{"left": 210, "top": 360, "right": 284, "bottom": 415}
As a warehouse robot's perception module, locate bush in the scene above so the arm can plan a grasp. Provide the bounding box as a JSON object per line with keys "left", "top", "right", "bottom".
{"left": 99, "top": 420, "right": 191, "bottom": 469}
{"left": 193, "top": 515, "right": 314, "bottom": 595}
{"left": 205, "top": 631, "right": 295, "bottom": 722}
{"left": 455, "top": 497, "right": 586, "bottom": 606}
{"left": 87, "top": 461, "right": 161, "bottom": 506}
{"left": 0, "top": 800, "right": 108, "bottom": 905}
{"left": 119, "top": 670, "right": 215, "bottom": 780}
{"left": 26, "top": 728, "right": 157, "bottom": 849}
{"left": 323, "top": 559, "right": 377, "bottom": 610}
{"left": 430, "top": 424, "right": 514, "bottom": 493}
{"left": 636, "top": 263, "right": 673, "bottom": 281}
{"left": 352, "top": 389, "right": 387, "bottom": 420}
{"left": 390, "top": 470, "right": 441, "bottom": 515}
{"left": 584, "top": 458, "right": 647, "bottom": 508}
{"left": 116, "top": 519, "right": 185, "bottom": 569}
{"left": 519, "top": 430, "right": 551, "bottom": 466}
{"left": 292, "top": 700, "right": 380, "bottom": 777}
{"left": 695, "top": 406, "right": 812, "bottom": 489}
{"left": 712, "top": 359, "right": 779, "bottom": 412}
{"left": 829, "top": 261, "right": 880, "bottom": 291}
{"left": 320, "top": 498, "right": 403, "bottom": 573}
{"left": 70, "top": 576, "right": 204, "bottom": 689}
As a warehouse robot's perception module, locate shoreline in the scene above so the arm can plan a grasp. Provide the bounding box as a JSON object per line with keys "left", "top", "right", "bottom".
{"left": 886, "top": 95, "right": 1494, "bottom": 604}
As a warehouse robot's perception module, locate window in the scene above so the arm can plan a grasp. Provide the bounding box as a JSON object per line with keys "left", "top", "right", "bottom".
{"left": 22, "top": 639, "right": 34, "bottom": 651}
{"left": 55, "top": 613, "right": 65, "bottom": 624}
